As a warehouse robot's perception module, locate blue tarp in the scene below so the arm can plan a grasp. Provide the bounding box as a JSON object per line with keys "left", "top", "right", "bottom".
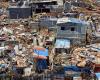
{"left": 34, "top": 48, "right": 48, "bottom": 57}
{"left": 36, "top": 59, "right": 48, "bottom": 71}
{"left": 64, "top": 66, "right": 91, "bottom": 74}
{"left": 55, "top": 39, "right": 70, "bottom": 48}
{"left": 34, "top": 48, "right": 48, "bottom": 71}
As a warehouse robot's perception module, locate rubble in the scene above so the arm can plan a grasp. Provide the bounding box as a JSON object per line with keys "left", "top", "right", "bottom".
{"left": 0, "top": 0, "right": 100, "bottom": 80}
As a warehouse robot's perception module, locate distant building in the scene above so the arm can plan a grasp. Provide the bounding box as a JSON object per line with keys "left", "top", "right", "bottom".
{"left": 8, "top": 0, "right": 63, "bottom": 19}
{"left": 8, "top": 7, "right": 32, "bottom": 19}
{"left": 8, "top": 1, "right": 32, "bottom": 19}
{"left": 30, "top": 0, "right": 58, "bottom": 13}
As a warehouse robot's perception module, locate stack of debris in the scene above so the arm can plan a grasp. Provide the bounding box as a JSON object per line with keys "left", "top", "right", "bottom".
{"left": 72, "top": 44, "right": 100, "bottom": 67}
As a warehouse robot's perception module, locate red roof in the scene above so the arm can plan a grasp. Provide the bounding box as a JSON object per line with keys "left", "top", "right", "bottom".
{"left": 33, "top": 46, "right": 46, "bottom": 51}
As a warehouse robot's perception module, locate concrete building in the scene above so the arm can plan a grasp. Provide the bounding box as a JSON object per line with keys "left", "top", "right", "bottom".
{"left": 30, "top": 0, "right": 58, "bottom": 13}
{"left": 56, "top": 17, "right": 89, "bottom": 45}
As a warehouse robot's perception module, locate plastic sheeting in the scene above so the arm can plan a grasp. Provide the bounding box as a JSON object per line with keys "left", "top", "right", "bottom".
{"left": 95, "top": 73, "right": 100, "bottom": 80}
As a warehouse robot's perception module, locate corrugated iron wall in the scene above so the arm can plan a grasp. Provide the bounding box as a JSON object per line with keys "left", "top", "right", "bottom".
{"left": 9, "top": 8, "right": 32, "bottom": 19}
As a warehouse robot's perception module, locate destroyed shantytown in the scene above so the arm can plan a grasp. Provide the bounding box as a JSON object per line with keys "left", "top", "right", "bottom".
{"left": 0, "top": 0, "right": 100, "bottom": 80}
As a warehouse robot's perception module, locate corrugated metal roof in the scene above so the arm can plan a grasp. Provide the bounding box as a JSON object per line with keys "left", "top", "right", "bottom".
{"left": 55, "top": 39, "right": 70, "bottom": 48}
{"left": 9, "top": 5, "right": 30, "bottom": 8}
{"left": 57, "top": 17, "right": 88, "bottom": 25}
